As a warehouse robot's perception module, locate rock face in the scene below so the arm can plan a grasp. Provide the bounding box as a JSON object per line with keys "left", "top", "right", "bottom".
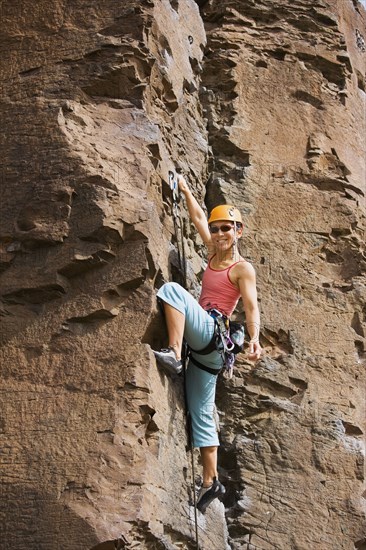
{"left": 0, "top": 1, "right": 365, "bottom": 549}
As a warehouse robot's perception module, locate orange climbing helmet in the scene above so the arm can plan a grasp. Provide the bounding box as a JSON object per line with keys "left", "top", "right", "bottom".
{"left": 208, "top": 205, "right": 243, "bottom": 225}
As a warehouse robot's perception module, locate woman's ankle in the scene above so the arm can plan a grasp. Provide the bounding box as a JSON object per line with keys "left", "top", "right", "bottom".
{"left": 202, "top": 481, "right": 213, "bottom": 488}
{"left": 168, "top": 344, "right": 181, "bottom": 360}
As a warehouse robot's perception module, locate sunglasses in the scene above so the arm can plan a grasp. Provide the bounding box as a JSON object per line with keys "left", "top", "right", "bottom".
{"left": 209, "top": 223, "right": 234, "bottom": 234}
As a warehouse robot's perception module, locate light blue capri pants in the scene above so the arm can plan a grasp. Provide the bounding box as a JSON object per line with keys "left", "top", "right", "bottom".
{"left": 157, "top": 282, "right": 223, "bottom": 448}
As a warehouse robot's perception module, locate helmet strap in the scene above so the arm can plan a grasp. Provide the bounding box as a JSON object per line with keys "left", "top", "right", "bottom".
{"left": 231, "top": 223, "right": 239, "bottom": 259}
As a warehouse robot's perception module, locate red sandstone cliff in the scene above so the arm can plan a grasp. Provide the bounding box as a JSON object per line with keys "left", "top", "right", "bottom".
{"left": 0, "top": 1, "right": 365, "bottom": 549}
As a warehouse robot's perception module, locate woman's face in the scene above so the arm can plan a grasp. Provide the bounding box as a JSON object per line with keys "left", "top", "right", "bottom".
{"left": 209, "top": 221, "right": 242, "bottom": 253}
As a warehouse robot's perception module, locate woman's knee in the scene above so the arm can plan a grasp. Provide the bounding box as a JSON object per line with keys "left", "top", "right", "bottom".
{"left": 160, "top": 281, "right": 182, "bottom": 293}
{"left": 201, "top": 445, "right": 217, "bottom": 453}
{"left": 158, "top": 282, "right": 185, "bottom": 303}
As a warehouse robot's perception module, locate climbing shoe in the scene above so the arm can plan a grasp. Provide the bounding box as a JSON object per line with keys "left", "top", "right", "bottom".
{"left": 196, "top": 477, "right": 225, "bottom": 514}
{"left": 153, "top": 347, "right": 183, "bottom": 375}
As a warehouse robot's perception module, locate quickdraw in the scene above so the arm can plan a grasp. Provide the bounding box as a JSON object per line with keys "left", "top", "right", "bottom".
{"left": 168, "top": 170, "right": 187, "bottom": 288}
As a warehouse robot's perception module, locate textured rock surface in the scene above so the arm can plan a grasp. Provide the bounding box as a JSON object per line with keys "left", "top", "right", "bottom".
{"left": 0, "top": 0, "right": 365, "bottom": 549}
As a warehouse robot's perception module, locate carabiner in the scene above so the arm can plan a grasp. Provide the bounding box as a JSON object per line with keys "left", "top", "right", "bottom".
{"left": 225, "top": 338, "right": 235, "bottom": 352}
{"left": 168, "top": 170, "right": 180, "bottom": 203}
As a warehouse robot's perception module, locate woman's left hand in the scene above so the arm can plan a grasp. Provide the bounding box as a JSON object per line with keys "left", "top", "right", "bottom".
{"left": 247, "top": 340, "right": 262, "bottom": 362}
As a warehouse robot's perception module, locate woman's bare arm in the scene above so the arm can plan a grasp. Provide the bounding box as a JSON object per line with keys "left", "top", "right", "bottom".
{"left": 236, "top": 262, "right": 262, "bottom": 361}
{"left": 177, "top": 175, "right": 212, "bottom": 246}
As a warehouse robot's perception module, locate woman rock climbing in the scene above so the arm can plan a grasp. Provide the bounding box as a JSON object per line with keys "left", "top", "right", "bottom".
{"left": 154, "top": 174, "right": 262, "bottom": 513}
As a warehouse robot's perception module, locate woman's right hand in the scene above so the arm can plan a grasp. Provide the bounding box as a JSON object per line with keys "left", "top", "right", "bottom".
{"left": 177, "top": 174, "right": 189, "bottom": 194}
{"left": 175, "top": 173, "right": 212, "bottom": 245}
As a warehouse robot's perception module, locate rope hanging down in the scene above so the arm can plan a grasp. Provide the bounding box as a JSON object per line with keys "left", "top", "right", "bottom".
{"left": 168, "top": 170, "right": 199, "bottom": 549}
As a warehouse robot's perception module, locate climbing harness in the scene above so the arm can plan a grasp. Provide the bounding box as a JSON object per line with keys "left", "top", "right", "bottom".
{"left": 168, "top": 170, "right": 199, "bottom": 549}
{"left": 190, "top": 309, "right": 245, "bottom": 379}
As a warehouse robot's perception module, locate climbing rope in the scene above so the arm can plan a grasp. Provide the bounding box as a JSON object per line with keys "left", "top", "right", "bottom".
{"left": 168, "top": 170, "right": 199, "bottom": 549}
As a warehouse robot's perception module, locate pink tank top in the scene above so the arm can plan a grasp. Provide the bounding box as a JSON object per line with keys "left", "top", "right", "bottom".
{"left": 199, "top": 256, "right": 242, "bottom": 317}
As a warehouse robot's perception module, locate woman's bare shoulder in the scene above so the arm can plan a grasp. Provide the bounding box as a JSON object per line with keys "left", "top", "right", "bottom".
{"left": 234, "top": 258, "right": 256, "bottom": 278}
